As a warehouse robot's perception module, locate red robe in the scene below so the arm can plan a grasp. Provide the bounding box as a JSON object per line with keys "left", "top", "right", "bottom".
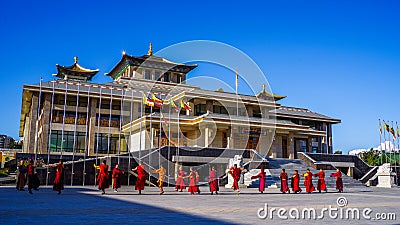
{"left": 314, "top": 171, "right": 327, "bottom": 191}
{"left": 229, "top": 167, "right": 241, "bottom": 190}
{"left": 135, "top": 165, "right": 146, "bottom": 190}
{"left": 303, "top": 171, "right": 315, "bottom": 193}
{"left": 97, "top": 164, "right": 109, "bottom": 190}
{"left": 280, "top": 172, "right": 290, "bottom": 193}
{"left": 208, "top": 169, "right": 219, "bottom": 192}
{"left": 53, "top": 164, "right": 64, "bottom": 192}
{"left": 188, "top": 171, "right": 199, "bottom": 194}
{"left": 331, "top": 171, "right": 343, "bottom": 191}
{"left": 175, "top": 169, "right": 186, "bottom": 191}
{"left": 112, "top": 167, "right": 124, "bottom": 189}
{"left": 292, "top": 173, "right": 302, "bottom": 192}
{"left": 251, "top": 170, "right": 266, "bottom": 192}
{"left": 16, "top": 165, "right": 26, "bottom": 189}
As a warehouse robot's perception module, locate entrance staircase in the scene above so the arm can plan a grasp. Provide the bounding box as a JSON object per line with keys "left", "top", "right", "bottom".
{"left": 245, "top": 158, "right": 365, "bottom": 189}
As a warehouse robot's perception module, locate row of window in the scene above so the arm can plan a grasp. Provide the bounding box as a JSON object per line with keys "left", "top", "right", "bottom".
{"left": 49, "top": 131, "right": 127, "bottom": 154}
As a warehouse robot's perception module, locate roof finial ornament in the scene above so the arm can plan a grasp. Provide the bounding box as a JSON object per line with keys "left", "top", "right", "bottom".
{"left": 74, "top": 56, "right": 78, "bottom": 64}
{"left": 147, "top": 42, "right": 153, "bottom": 56}
{"left": 261, "top": 84, "right": 266, "bottom": 93}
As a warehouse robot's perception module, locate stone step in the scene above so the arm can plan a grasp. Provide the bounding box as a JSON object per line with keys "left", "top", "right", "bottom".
{"left": 266, "top": 158, "right": 365, "bottom": 188}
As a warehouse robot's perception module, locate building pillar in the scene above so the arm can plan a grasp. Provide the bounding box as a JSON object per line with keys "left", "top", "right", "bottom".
{"left": 40, "top": 93, "right": 52, "bottom": 154}
{"left": 246, "top": 105, "right": 253, "bottom": 117}
{"left": 204, "top": 127, "right": 209, "bottom": 147}
{"left": 307, "top": 136, "right": 313, "bottom": 153}
{"left": 87, "top": 98, "right": 98, "bottom": 156}
{"left": 288, "top": 133, "right": 295, "bottom": 159}
{"left": 27, "top": 94, "right": 39, "bottom": 154}
{"left": 206, "top": 100, "right": 213, "bottom": 113}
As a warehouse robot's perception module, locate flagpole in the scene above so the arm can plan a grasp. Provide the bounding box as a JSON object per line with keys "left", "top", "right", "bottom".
{"left": 82, "top": 85, "right": 91, "bottom": 186}
{"left": 95, "top": 87, "right": 103, "bottom": 186}
{"left": 118, "top": 88, "right": 124, "bottom": 165}
{"left": 128, "top": 89, "right": 134, "bottom": 185}
{"left": 34, "top": 77, "right": 43, "bottom": 162}
{"left": 150, "top": 98, "right": 153, "bottom": 171}
{"left": 60, "top": 81, "right": 68, "bottom": 159}
{"left": 71, "top": 82, "right": 80, "bottom": 186}
{"left": 107, "top": 88, "right": 113, "bottom": 158}
{"left": 383, "top": 120, "right": 388, "bottom": 163}
{"left": 379, "top": 119, "right": 383, "bottom": 165}
{"left": 168, "top": 100, "right": 171, "bottom": 185}
{"left": 236, "top": 68, "right": 238, "bottom": 117}
{"left": 46, "top": 80, "right": 55, "bottom": 186}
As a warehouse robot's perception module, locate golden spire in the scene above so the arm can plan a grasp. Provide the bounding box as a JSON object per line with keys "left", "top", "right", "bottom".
{"left": 147, "top": 42, "right": 153, "bottom": 56}
{"left": 74, "top": 56, "right": 78, "bottom": 64}
{"left": 261, "top": 84, "right": 266, "bottom": 93}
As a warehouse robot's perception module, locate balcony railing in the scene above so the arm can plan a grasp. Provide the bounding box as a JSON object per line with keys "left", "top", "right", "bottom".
{"left": 52, "top": 116, "right": 120, "bottom": 127}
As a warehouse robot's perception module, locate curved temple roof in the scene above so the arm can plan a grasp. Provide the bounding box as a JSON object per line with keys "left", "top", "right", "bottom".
{"left": 54, "top": 56, "right": 99, "bottom": 81}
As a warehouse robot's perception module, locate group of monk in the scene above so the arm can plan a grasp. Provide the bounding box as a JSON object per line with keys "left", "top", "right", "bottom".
{"left": 278, "top": 168, "right": 344, "bottom": 194}
{"left": 93, "top": 161, "right": 221, "bottom": 195}
{"left": 15, "top": 159, "right": 64, "bottom": 195}
{"left": 15, "top": 160, "right": 343, "bottom": 195}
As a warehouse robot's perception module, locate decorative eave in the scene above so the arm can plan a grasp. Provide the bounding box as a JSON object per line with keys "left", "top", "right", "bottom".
{"left": 53, "top": 57, "right": 99, "bottom": 81}
{"left": 256, "top": 84, "right": 286, "bottom": 101}
{"left": 106, "top": 52, "right": 197, "bottom": 80}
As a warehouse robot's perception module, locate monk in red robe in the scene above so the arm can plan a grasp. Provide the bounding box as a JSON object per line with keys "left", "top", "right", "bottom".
{"left": 187, "top": 167, "right": 200, "bottom": 195}
{"left": 331, "top": 169, "right": 343, "bottom": 193}
{"left": 301, "top": 169, "right": 315, "bottom": 193}
{"left": 280, "top": 168, "right": 290, "bottom": 193}
{"left": 27, "top": 160, "right": 37, "bottom": 194}
{"left": 195, "top": 170, "right": 201, "bottom": 194}
{"left": 112, "top": 164, "right": 124, "bottom": 192}
{"left": 228, "top": 164, "right": 243, "bottom": 194}
{"left": 94, "top": 160, "right": 109, "bottom": 195}
{"left": 53, "top": 159, "right": 64, "bottom": 195}
{"left": 132, "top": 161, "right": 146, "bottom": 194}
{"left": 314, "top": 168, "right": 327, "bottom": 193}
{"left": 208, "top": 167, "right": 219, "bottom": 195}
{"left": 175, "top": 166, "right": 186, "bottom": 192}
{"left": 251, "top": 166, "right": 266, "bottom": 193}
{"left": 291, "top": 170, "right": 302, "bottom": 193}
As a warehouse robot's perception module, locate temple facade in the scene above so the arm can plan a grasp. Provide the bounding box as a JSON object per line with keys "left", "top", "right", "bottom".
{"left": 19, "top": 45, "right": 340, "bottom": 160}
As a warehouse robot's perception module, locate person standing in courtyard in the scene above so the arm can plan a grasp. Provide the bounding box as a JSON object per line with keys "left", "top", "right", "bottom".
{"left": 149, "top": 165, "right": 166, "bottom": 194}
{"left": 132, "top": 161, "right": 146, "bottom": 195}
{"left": 16, "top": 160, "right": 26, "bottom": 191}
{"left": 53, "top": 159, "right": 64, "bottom": 195}
{"left": 195, "top": 170, "right": 201, "bottom": 194}
{"left": 208, "top": 167, "right": 219, "bottom": 195}
{"left": 251, "top": 166, "right": 266, "bottom": 193}
{"left": 94, "top": 160, "right": 109, "bottom": 195}
{"left": 301, "top": 168, "right": 315, "bottom": 193}
{"left": 27, "top": 159, "right": 38, "bottom": 194}
{"left": 331, "top": 168, "right": 343, "bottom": 193}
{"left": 228, "top": 164, "right": 243, "bottom": 194}
{"left": 291, "top": 170, "right": 302, "bottom": 193}
{"left": 112, "top": 164, "right": 124, "bottom": 192}
{"left": 314, "top": 168, "right": 327, "bottom": 193}
{"left": 175, "top": 166, "right": 186, "bottom": 192}
{"left": 187, "top": 167, "right": 199, "bottom": 195}
{"left": 280, "top": 168, "right": 290, "bottom": 193}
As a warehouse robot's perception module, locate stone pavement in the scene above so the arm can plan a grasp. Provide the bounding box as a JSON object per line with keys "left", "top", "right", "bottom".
{"left": 0, "top": 185, "right": 399, "bottom": 225}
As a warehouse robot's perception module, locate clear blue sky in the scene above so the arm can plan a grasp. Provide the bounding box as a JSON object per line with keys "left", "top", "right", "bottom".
{"left": 1, "top": 0, "right": 399, "bottom": 153}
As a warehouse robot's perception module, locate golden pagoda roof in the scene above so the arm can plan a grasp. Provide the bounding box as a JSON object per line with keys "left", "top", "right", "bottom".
{"left": 54, "top": 57, "right": 99, "bottom": 81}
{"left": 256, "top": 84, "right": 286, "bottom": 101}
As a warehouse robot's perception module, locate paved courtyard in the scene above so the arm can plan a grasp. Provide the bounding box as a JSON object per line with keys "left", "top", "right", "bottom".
{"left": 0, "top": 185, "right": 399, "bottom": 224}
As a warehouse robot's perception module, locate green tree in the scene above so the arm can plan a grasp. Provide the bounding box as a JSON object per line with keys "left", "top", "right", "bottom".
{"left": 360, "top": 148, "right": 380, "bottom": 166}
